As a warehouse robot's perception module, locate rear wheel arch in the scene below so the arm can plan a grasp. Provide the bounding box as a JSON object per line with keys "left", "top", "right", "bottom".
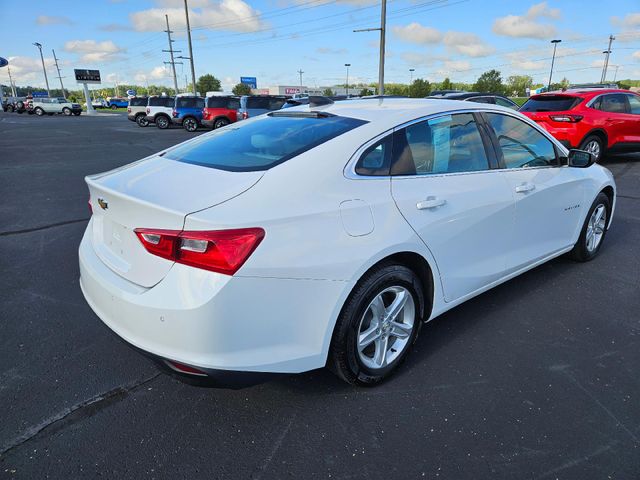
{"left": 601, "top": 185, "right": 615, "bottom": 226}
{"left": 581, "top": 128, "right": 608, "bottom": 148}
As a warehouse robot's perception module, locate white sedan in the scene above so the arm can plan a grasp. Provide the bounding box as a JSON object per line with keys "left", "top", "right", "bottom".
{"left": 79, "top": 98, "right": 616, "bottom": 387}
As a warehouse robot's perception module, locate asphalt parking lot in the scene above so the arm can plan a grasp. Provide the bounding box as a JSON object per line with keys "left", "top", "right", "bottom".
{"left": 0, "top": 112, "right": 638, "bottom": 479}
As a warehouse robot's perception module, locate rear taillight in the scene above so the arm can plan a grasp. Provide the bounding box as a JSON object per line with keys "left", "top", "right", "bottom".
{"left": 549, "top": 114, "right": 583, "bottom": 123}
{"left": 242, "top": 111, "right": 249, "bottom": 120}
{"left": 134, "top": 227, "right": 265, "bottom": 275}
{"left": 146, "top": 107, "right": 150, "bottom": 114}
{"left": 127, "top": 107, "right": 131, "bottom": 113}
{"left": 172, "top": 109, "right": 178, "bottom": 117}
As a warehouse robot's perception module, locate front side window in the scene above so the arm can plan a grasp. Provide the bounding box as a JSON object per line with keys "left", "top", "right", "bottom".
{"left": 391, "top": 113, "right": 490, "bottom": 175}
{"left": 355, "top": 136, "right": 392, "bottom": 176}
{"left": 176, "top": 97, "right": 203, "bottom": 108}
{"left": 495, "top": 97, "right": 518, "bottom": 109}
{"left": 601, "top": 94, "right": 629, "bottom": 114}
{"left": 164, "top": 114, "right": 367, "bottom": 172}
{"left": 484, "top": 113, "right": 557, "bottom": 168}
{"left": 625, "top": 94, "right": 640, "bottom": 114}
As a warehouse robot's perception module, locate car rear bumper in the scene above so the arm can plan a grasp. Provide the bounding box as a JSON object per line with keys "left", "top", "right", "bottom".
{"left": 78, "top": 222, "right": 348, "bottom": 377}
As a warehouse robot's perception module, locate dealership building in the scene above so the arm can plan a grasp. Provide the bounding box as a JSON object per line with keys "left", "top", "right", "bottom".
{"left": 254, "top": 85, "right": 358, "bottom": 96}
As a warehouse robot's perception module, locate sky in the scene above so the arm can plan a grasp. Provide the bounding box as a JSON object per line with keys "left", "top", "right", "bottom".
{"left": 1, "top": 0, "right": 639, "bottom": 92}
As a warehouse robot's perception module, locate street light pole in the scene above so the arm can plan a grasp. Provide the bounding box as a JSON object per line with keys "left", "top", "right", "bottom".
{"left": 298, "top": 69, "right": 304, "bottom": 88}
{"left": 345, "top": 63, "right": 351, "bottom": 96}
{"left": 184, "top": 0, "right": 197, "bottom": 95}
{"left": 409, "top": 68, "right": 415, "bottom": 84}
{"left": 33, "top": 42, "right": 51, "bottom": 96}
{"left": 547, "top": 39, "right": 561, "bottom": 92}
{"left": 613, "top": 65, "right": 620, "bottom": 82}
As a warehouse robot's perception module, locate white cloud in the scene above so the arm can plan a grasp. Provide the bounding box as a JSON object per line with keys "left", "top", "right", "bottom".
{"left": 443, "top": 60, "right": 471, "bottom": 71}
{"left": 5, "top": 56, "right": 57, "bottom": 85}
{"left": 401, "top": 52, "right": 443, "bottom": 67}
{"left": 64, "top": 40, "right": 126, "bottom": 63}
{"left": 130, "top": 0, "right": 264, "bottom": 33}
{"left": 443, "top": 31, "right": 494, "bottom": 57}
{"left": 36, "top": 15, "right": 73, "bottom": 25}
{"left": 392, "top": 23, "right": 442, "bottom": 44}
{"left": 504, "top": 52, "right": 546, "bottom": 71}
{"left": 633, "top": 51, "right": 640, "bottom": 61}
{"left": 492, "top": 2, "right": 560, "bottom": 39}
{"left": 611, "top": 12, "right": 640, "bottom": 28}
{"left": 316, "top": 47, "right": 348, "bottom": 55}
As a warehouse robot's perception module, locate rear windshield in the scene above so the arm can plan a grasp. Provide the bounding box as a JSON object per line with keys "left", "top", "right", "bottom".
{"left": 207, "top": 97, "right": 240, "bottom": 109}
{"left": 148, "top": 97, "right": 174, "bottom": 107}
{"left": 520, "top": 95, "right": 582, "bottom": 112}
{"left": 246, "top": 96, "right": 287, "bottom": 110}
{"left": 129, "top": 97, "right": 148, "bottom": 107}
{"left": 176, "top": 97, "right": 205, "bottom": 108}
{"left": 163, "top": 114, "right": 368, "bottom": 172}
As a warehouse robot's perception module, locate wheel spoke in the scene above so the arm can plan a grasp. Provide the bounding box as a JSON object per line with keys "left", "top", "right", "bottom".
{"left": 594, "top": 206, "right": 605, "bottom": 225}
{"left": 385, "top": 290, "right": 408, "bottom": 322}
{"left": 390, "top": 321, "right": 411, "bottom": 339}
{"left": 358, "top": 326, "right": 379, "bottom": 352}
{"left": 373, "top": 335, "right": 389, "bottom": 367}
{"left": 369, "top": 295, "right": 386, "bottom": 323}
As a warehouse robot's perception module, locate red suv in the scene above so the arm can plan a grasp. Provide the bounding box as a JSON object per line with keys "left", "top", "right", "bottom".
{"left": 519, "top": 89, "right": 640, "bottom": 161}
{"left": 202, "top": 96, "right": 240, "bottom": 129}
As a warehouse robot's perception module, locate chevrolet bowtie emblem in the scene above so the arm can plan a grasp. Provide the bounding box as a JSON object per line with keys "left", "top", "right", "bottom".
{"left": 97, "top": 198, "right": 109, "bottom": 210}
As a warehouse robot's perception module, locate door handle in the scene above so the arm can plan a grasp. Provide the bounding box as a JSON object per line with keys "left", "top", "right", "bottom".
{"left": 515, "top": 183, "right": 536, "bottom": 194}
{"left": 417, "top": 197, "right": 446, "bottom": 210}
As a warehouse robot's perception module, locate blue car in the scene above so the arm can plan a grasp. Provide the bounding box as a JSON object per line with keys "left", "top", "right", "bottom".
{"left": 171, "top": 96, "right": 205, "bottom": 132}
{"left": 106, "top": 97, "right": 128, "bottom": 109}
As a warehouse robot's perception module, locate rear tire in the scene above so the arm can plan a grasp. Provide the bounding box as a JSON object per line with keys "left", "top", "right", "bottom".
{"left": 63, "top": 107, "right": 71, "bottom": 116}
{"left": 328, "top": 263, "right": 424, "bottom": 386}
{"left": 136, "top": 114, "right": 149, "bottom": 127}
{"left": 156, "top": 115, "right": 170, "bottom": 129}
{"left": 579, "top": 135, "right": 605, "bottom": 162}
{"left": 213, "top": 117, "right": 230, "bottom": 129}
{"left": 111, "top": 104, "right": 118, "bottom": 110}
{"left": 34, "top": 107, "right": 44, "bottom": 116}
{"left": 183, "top": 117, "right": 198, "bottom": 132}
{"left": 570, "top": 192, "right": 611, "bottom": 262}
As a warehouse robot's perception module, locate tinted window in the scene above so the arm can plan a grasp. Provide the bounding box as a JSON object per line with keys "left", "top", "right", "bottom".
{"left": 468, "top": 96, "right": 494, "bottom": 104}
{"left": 207, "top": 97, "right": 239, "bottom": 109}
{"left": 495, "top": 97, "right": 518, "bottom": 109}
{"left": 176, "top": 97, "right": 204, "bottom": 108}
{"left": 391, "top": 113, "right": 490, "bottom": 175}
{"left": 601, "top": 94, "right": 629, "bottom": 114}
{"left": 148, "top": 97, "right": 174, "bottom": 107}
{"left": 164, "top": 114, "right": 367, "bottom": 172}
{"left": 129, "top": 97, "right": 148, "bottom": 107}
{"left": 485, "top": 113, "right": 557, "bottom": 168}
{"left": 355, "top": 136, "right": 393, "bottom": 176}
{"left": 520, "top": 96, "right": 582, "bottom": 112}
{"left": 626, "top": 94, "right": 640, "bottom": 114}
{"left": 246, "top": 97, "right": 286, "bottom": 110}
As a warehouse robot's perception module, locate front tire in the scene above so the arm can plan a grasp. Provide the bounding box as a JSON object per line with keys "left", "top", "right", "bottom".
{"left": 34, "top": 107, "right": 44, "bottom": 116}
{"left": 328, "top": 263, "right": 424, "bottom": 386}
{"left": 63, "top": 107, "right": 71, "bottom": 116}
{"left": 570, "top": 192, "right": 611, "bottom": 262}
{"left": 136, "top": 114, "right": 149, "bottom": 127}
{"left": 579, "top": 135, "right": 605, "bottom": 162}
{"left": 111, "top": 104, "right": 118, "bottom": 110}
{"left": 156, "top": 115, "right": 170, "bottom": 129}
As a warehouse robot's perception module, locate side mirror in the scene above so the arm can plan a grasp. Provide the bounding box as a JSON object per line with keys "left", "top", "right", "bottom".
{"left": 567, "top": 149, "right": 595, "bottom": 168}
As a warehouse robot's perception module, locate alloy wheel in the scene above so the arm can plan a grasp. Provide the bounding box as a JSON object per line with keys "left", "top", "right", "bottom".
{"left": 586, "top": 204, "right": 607, "bottom": 253}
{"left": 584, "top": 140, "right": 601, "bottom": 160}
{"left": 356, "top": 286, "right": 415, "bottom": 370}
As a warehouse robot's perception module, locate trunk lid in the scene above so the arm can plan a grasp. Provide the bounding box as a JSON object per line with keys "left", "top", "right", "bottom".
{"left": 87, "top": 155, "right": 263, "bottom": 287}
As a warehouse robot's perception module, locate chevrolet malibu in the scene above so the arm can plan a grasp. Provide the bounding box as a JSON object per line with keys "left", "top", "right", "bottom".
{"left": 79, "top": 98, "right": 616, "bottom": 387}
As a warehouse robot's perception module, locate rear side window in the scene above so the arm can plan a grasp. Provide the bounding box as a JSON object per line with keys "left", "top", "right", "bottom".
{"left": 207, "top": 97, "right": 240, "bottom": 109}
{"left": 520, "top": 96, "right": 582, "bottom": 112}
{"left": 626, "top": 94, "right": 640, "bottom": 114}
{"left": 468, "top": 96, "right": 494, "bottom": 104}
{"left": 484, "top": 113, "right": 557, "bottom": 168}
{"left": 391, "top": 113, "right": 490, "bottom": 175}
{"left": 176, "top": 97, "right": 204, "bottom": 108}
{"left": 129, "top": 97, "right": 148, "bottom": 107}
{"left": 495, "top": 97, "right": 518, "bottom": 109}
{"left": 246, "top": 97, "right": 286, "bottom": 110}
{"left": 355, "top": 136, "right": 393, "bottom": 176}
{"left": 164, "top": 114, "right": 368, "bottom": 172}
{"left": 149, "top": 97, "right": 174, "bottom": 107}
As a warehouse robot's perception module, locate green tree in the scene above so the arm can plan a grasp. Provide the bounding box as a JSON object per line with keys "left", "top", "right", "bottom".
{"left": 440, "top": 77, "right": 453, "bottom": 91}
{"left": 322, "top": 87, "right": 334, "bottom": 96}
{"left": 359, "top": 87, "right": 374, "bottom": 96}
{"left": 232, "top": 83, "right": 252, "bottom": 96}
{"left": 473, "top": 69, "right": 505, "bottom": 94}
{"left": 506, "top": 75, "right": 533, "bottom": 96}
{"left": 196, "top": 74, "right": 222, "bottom": 95}
{"left": 385, "top": 83, "right": 409, "bottom": 96}
{"left": 409, "top": 78, "right": 431, "bottom": 98}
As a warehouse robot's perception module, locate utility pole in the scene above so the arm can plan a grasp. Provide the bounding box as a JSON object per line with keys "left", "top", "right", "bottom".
{"left": 548, "top": 39, "right": 561, "bottom": 92}
{"left": 52, "top": 49, "right": 66, "bottom": 98}
{"left": 298, "top": 69, "right": 304, "bottom": 88}
{"left": 7, "top": 65, "right": 17, "bottom": 97}
{"left": 613, "top": 65, "right": 620, "bottom": 82}
{"left": 601, "top": 35, "right": 615, "bottom": 83}
{"left": 163, "top": 15, "right": 181, "bottom": 95}
{"left": 345, "top": 63, "right": 351, "bottom": 96}
{"left": 353, "top": 0, "right": 386, "bottom": 95}
{"left": 33, "top": 42, "right": 51, "bottom": 96}
{"left": 184, "top": 0, "right": 197, "bottom": 95}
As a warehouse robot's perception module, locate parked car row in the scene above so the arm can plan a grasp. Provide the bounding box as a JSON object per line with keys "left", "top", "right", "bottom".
{"left": 2, "top": 96, "right": 82, "bottom": 116}
{"left": 126, "top": 94, "right": 290, "bottom": 132}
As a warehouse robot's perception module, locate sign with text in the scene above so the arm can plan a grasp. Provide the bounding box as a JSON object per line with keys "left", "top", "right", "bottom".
{"left": 285, "top": 87, "right": 301, "bottom": 95}
{"left": 33, "top": 91, "right": 48, "bottom": 98}
{"left": 240, "top": 76, "right": 257, "bottom": 89}
{"left": 74, "top": 69, "right": 101, "bottom": 84}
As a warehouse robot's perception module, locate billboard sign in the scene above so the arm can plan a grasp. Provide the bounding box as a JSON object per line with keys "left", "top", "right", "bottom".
{"left": 74, "top": 69, "right": 101, "bottom": 84}
{"left": 240, "top": 76, "right": 257, "bottom": 89}
{"left": 0, "top": 57, "right": 8, "bottom": 68}
{"left": 285, "top": 87, "right": 301, "bottom": 95}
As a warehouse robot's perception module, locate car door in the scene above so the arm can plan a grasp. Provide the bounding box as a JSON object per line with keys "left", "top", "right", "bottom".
{"left": 621, "top": 94, "right": 640, "bottom": 144}
{"left": 390, "top": 112, "right": 515, "bottom": 302}
{"left": 482, "top": 112, "right": 586, "bottom": 273}
{"left": 597, "top": 93, "right": 633, "bottom": 145}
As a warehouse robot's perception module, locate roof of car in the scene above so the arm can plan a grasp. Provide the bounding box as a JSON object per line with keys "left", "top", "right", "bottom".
{"left": 531, "top": 88, "right": 631, "bottom": 98}
{"left": 428, "top": 92, "right": 506, "bottom": 99}
{"left": 291, "top": 97, "right": 513, "bottom": 129}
